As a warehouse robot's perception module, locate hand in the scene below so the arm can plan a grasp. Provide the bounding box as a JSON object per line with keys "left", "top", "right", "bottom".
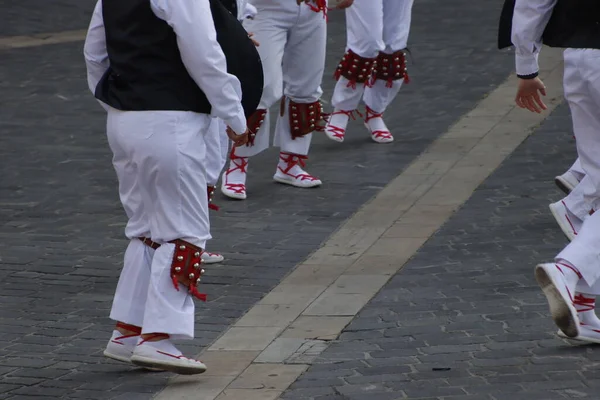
{"left": 226, "top": 126, "right": 249, "bottom": 147}
{"left": 515, "top": 77, "right": 547, "bottom": 113}
{"left": 248, "top": 32, "right": 260, "bottom": 47}
{"left": 332, "top": 0, "right": 354, "bottom": 9}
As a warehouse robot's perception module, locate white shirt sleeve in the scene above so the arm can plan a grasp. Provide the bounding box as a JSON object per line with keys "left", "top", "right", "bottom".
{"left": 151, "top": 0, "right": 247, "bottom": 134}
{"left": 83, "top": 0, "right": 110, "bottom": 110}
{"left": 242, "top": 2, "right": 257, "bottom": 20}
{"left": 511, "top": 0, "right": 557, "bottom": 76}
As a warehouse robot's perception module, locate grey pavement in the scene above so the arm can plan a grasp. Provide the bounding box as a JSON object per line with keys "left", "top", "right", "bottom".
{"left": 281, "top": 104, "right": 589, "bottom": 400}
{"left": 1, "top": 0, "right": 517, "bottom": 399}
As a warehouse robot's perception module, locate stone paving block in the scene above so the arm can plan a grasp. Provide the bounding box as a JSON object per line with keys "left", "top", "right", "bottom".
{"left": 303, "top": 293, "right": 373, "bottom": 317}
{"left": 199, "top": 351, "right": 260, "bottom": 377}
{"left": 215, "top": 389, "right": 282, "bottom": 400}
{"left": 228, "top": 364, "right": 307, "bottom": 390}
{"left": 210, "top": 327, "right": 282, "bottom": 351}
{"left": 235, "top": 304, "right": 308, "bottom": 328}
{"left": 280, "top": 316, "right": 353, "bottom": 340}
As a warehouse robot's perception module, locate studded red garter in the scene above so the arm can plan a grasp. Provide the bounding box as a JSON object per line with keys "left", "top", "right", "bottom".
{"left": 246, "top": 109, "right": 267, "bottom": 147}
{"left": 138, "top": 238, "right": 207, "bottom": 301}
{"left": 207, "top": 186, "right": 218, "bottom": 211}
{"left": 334, "top": 49, "right": 377, "bottom": 89}
{"left": 286, "top": 99, "right": 323, "bottom": 139}
{"left": 373, "top": 50, "right": 409, "bottom": 87}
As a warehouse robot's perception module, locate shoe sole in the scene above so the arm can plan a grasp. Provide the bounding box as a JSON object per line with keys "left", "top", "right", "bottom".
{"left": 273, "top": 175, "right": 322, "bottom": 188}
{"left": 325, "top": 133, "right": 344, "bottom": 143}
{"left": 548, "top": 204, "right": 576, "bottom": 241}
{"left": 104, "top": 351, "right": 164, "bottom": 371}
{"left": 103, "top": 350, "right": 131, "bottom": 364}
{"left": 535, "top": 265, "right": 578, "bottom": 338}
{"left": 557, "top": 330, "right": 600, "bottom": 344}
{"left": 130, "top": 355, "right": 206, "bottom": 375}
{"left": 220, "top": 187, "right": 247, "bottom": 200}
{"left": 364, "top": 122, "right": 394, "bottom": 144}
{"left": 554, "top": 177, "right": 574, "bottom": 195}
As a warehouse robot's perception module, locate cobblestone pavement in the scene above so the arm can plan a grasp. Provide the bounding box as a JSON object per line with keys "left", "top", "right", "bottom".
{"left": 0, "top": 0, "right": 516, "bottom": 399}
{"left": 281, "top": 104, "right": 590, "bottom": 400}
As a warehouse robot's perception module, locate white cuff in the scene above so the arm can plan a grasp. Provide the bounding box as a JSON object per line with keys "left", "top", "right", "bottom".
{"left": 243, "top": 4, "right": 257, "bottom": 19}
{"left": 515, "top": 53, "right": 540, "bottom": 77}
{"left": 223, "top": 108, "right": 247, "bottom": 136}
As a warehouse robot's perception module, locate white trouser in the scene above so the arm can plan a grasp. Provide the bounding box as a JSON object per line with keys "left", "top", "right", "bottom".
{"left": 107, "top": 109, "right": 212, "bottom": 340}
{"left": 555, "top": 49, "right": 600, "bottom": 292}
{"left": 235, "top": 0, "right": 327, "bottom": 158}
{"left": 332, "top": 0, "right": 414, "bottom": 113}
{"left": 564, "top": 175, "right": 594, "bottom": 220}
{"left": 569, "top": 157, "right": 586, "bottom": 178}
{"left": 206, "top": 117, "right": 229, "bottom": 186}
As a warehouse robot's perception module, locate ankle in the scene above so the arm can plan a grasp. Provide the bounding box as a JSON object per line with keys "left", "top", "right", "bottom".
{"left": 141, "top": 333, "right": 170, "bottom": 342}
{"left": 115, "top": 322, "right": 142, "bottom": 336}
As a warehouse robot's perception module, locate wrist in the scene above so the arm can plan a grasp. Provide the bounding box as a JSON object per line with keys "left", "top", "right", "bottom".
{"left": 518, "top": 72, "right": 539, "bottom": 80}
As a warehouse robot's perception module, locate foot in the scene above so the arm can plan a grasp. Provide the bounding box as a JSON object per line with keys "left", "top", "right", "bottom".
{"left": 364, "top": 106, "right": 393, "bottom": 144}
{"left": 273, "top": 152, "right": 322, "bottom": 188}
{"left": 201, "top": 251, "right": 224, "bottom": 264}
{"left": 555, "top": 171, "right": 581, "bottom": 195}
{"left": 221, "top": 153, "right": 248, "bottom": 200}
{"left": 104, "top": 330, "right": 164, "bottom": 371}
{"left": 558, "top": 293, "right": 600, "bottom": 343}
{"left": 549, "top": 200, "right": 582, "bottom": 241}
{"left": 104, "top": 330, "right": 140, "bottom": 364}
{"left": 534, "top": 262, "right": 580, "bottom": 338}
{"left": 324, "top": 109, "right": 359, "bottom": 143}
{"left": 557, "top": 325, "right": 600, "bottom": 344}
{"left": 130, "top": 336, "right": 207, "bottom": 375}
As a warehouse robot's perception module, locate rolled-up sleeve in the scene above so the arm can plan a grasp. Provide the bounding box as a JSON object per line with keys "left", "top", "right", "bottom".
{"left": 151, "top": 0, "right": 247, "bottom": 134}
{"left": 83, "top": 0, "right": 110, "bottom": 98}
{"left": 511, "top": 0, "right": 557, "bottom": 76}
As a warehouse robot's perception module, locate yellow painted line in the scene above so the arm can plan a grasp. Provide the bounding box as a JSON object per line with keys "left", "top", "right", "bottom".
{"left": 0, "top": 30, "right": 87, "bottom": 50}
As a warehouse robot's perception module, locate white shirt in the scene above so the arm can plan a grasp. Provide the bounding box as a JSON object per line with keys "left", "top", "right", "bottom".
{"left": 511, "top": 0, "right": 557, "bottom": 76}
{"left": 83, "top": 0, "right": 247, "bottom": 135}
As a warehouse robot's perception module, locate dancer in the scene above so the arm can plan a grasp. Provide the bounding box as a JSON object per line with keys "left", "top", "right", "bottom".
{"left": 221, "top": 0, "right": 353, "bottom": 200}
{"left": 324, "top": 0, "right": 414, "bottom": 144}
{"left": 84, "top": 0, "right": 261, "bottom": 373}
{"left": 507, "top": 0, "right": 600, "bottom": 342}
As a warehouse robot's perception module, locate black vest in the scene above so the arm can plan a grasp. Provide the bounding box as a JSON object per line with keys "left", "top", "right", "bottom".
{"left": 498, "top": 0, "right": 600, "bottom": 50}
{"left": 95, "top": 0, "right": 263, "bottom": 118}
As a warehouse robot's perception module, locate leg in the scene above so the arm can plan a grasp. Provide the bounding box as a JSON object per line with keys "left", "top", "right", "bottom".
{"left": 363, "top": 0, "right": 414, "bottom": 143}
{"left": 549, "top": 176, "right": 594, "bottom": 241}
{"left": 104, "top": 109, "right": 155, "bottom": 364}
{"left": 202, "top": 117, "right": 225, "bottom": 264}
{"left": 117, "top": 110, "right": 211, "bottom": 374}
{"left": 556, "top": 157, "right": 585, "bottom": 194}
{"left": 221, "top": 14, "right": 288, "bottom": 199}
{"left": 575, "top": 50, "right": 600, "bottom": 212}
{"left": 271, "top": 4, "right": 327, "bottom": 187}
{"left": 551, "top": 175, "right": 595, "bottom": 240}
{"left": 326, "top": 0, "right": 384, "bottom": 142}
{"left": 535, "top": 49, "right": 600, "bottom": 339}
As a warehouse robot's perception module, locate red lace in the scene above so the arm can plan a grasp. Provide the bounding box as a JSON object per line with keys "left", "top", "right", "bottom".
{"left": 326, "top": 109, "right": 362, "bottom": 140}
{"left": 306, "top": 0, "right": 328, "bottom": 19}
{"left": 371, "top": 130, "right": 393, "bottom": 140}
{"left": 116, "top": 322, "right": 142, "bottom": 335}
{"left": 364, "top": 106, "right": 392, "bottom": 140}
{"left": 138, "top": 333, "right": 170, "bottom": 345}
{"left": 574, "top": 294, "right": 595, "bottom": 312}
{"left": 224, "top": 150, "right": 248, "bottom": 194}
{"left": 279, "top": 152, "right": 319, "bottom": 182}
